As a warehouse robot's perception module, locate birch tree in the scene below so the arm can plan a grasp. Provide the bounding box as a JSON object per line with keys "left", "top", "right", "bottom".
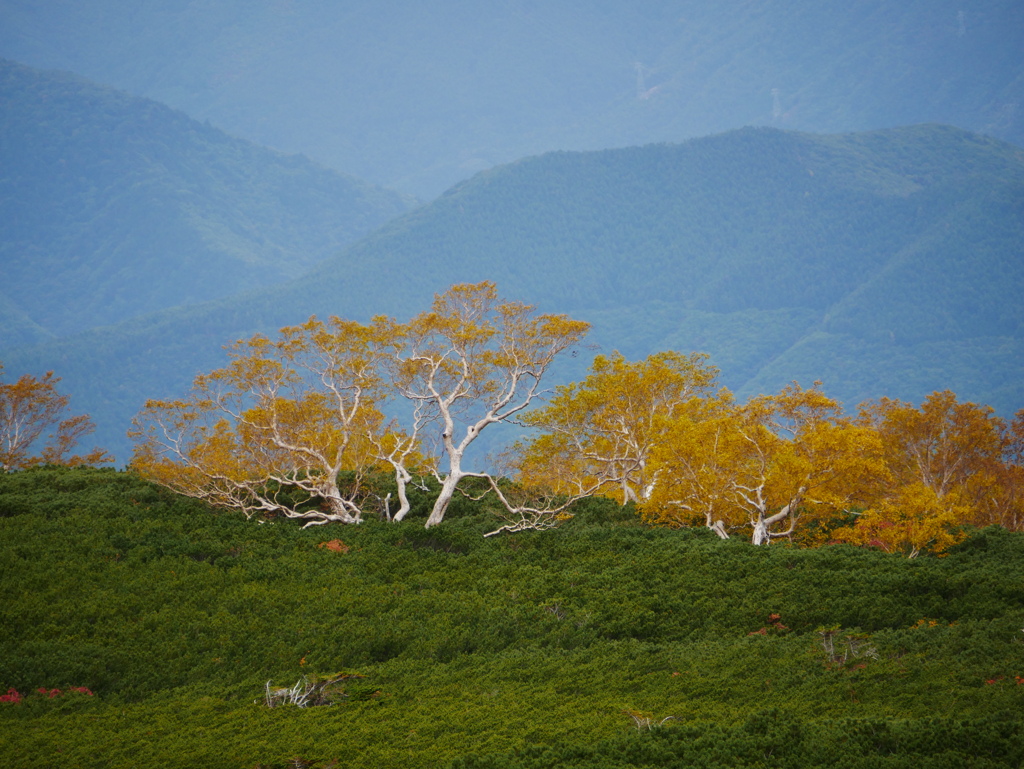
{"left": 0, "top": 362, "right": 111, "bottom": 472}
{"left": 638, "top": 390, "right": 741, "bottom": 538}
{"left": 860, "top": 391, "right": 1005, "bottom": 500}
{"left": 991, "top": 409, "right": 1024, "bottom": 532}
{"left": 519, "top": 351, "right": 719, "bottom": 504}
{"left": 643, "top": 382, "right": 886, "bottom": 545}
{"left": 391, "top": 282, "right": 589, "bottom": 528}
{"left": 833, "top": 391, "right": 1013, "bottom": 553}
{"left": 830, "top": 481, "right": 971, "bottom": 557}
{"left": 732, "top": 383, "right": 886, "bottom": 545}
{"left": 130, "top": 317, "right": 405, "bottom": 526}
{"left": 131, "top": 284, "right": 588, "bottom": 531}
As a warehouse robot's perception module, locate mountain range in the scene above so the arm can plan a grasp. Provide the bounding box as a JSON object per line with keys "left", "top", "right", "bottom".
{"left": 1, "top": 0, "right": 1021, "bottom": 197}
{"left": 1, "top": 62, "right": 1020, "bottom": 463}
{"left": 0, "top": 58, "right": 414, "bottom": 347}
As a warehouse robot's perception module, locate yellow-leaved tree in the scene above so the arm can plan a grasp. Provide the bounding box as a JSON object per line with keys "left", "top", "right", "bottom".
{"left": 832, "top": 482, "right": 971, "bottom": 557}
{"left": 988, "top": 409, "right": 1024, "bottom": 532}
{"left": 831, "top": 391, "right": 1012, "bottom": 555}
{"left": 131, "top": 283, "right": 589, "bottom": 532}
{"left": 131, "top": 316, "right": 404, "bottom": 526}
{"left": 517, "top": 351, "right": 719, "bottom": 505}
{"left": 634, "top": 389, "right": 742, "bottom": 538}
{"left": 1, "top": 362, "right": 111, "bottom": 472}
{"left": 390, "top": 282, "right": 590, "bottom": 529}
{"left": 643, "top": 382, "right": 886, "bottom": 545}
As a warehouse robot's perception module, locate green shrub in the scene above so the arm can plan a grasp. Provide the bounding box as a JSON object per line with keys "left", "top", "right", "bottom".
{"left": 2, "top": 466, "right": 1023, "bottom": 768}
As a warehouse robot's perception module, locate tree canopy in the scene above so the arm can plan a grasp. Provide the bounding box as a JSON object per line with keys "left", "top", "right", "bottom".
{"left": 0, "top": 361, "right": 110, "bottom": 472}
{"left": 131, "top": 282, "right": 589, "bottom": 532}
{"left": 130, "top": 286, "right": 1022, "bottom": 550}
{"left": 517, "top": 356, "right": 1023, "bottom": 553}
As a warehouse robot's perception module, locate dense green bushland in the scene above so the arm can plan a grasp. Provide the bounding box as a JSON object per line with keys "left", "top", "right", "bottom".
{"left": 1, "top": 466, "right": 1023, "bottom": 767}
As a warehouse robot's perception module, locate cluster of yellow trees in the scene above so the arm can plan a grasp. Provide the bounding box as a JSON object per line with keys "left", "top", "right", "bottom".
{"left": 123, "top": 283, "right": 1020, "bottom": 551}
{"left": 518, "top": 352, "right": 1024, "bottom": 554}
{"left": 130, "top": 283, "right": 592, "bottom": 535}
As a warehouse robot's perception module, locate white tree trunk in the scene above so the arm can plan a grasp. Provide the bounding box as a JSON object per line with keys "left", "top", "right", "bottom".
{"left": 324, "top": 477, "right": 361, "bottom": 524}
{"left": 749, "top": 488, "right": 804, "bottom": 545}
{"left": 390, "top": 464, "right": 413, "bottom": 522}
{"left": 751, "top": 517, "right": 770, "bottom": 546}
{"left": 426, "top": 470, "right": 462, "bottom": 527}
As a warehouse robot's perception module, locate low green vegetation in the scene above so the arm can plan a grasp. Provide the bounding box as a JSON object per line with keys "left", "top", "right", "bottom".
{"left": 2, "top": 466, "right": 1023, "bottom": 766}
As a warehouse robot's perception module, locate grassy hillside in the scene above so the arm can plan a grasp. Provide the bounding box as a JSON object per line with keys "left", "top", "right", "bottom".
{"left": 0, "top": 59, "right": 413, "bottom": 344}
{"left": 1, "top": 466, "right": 1022, "bottom": 767}
{"left": 1, "top": 0, "right": 1021, "bottom": 196}
{"left": 4, "top": 124, "right": 1020, "bottom": 463}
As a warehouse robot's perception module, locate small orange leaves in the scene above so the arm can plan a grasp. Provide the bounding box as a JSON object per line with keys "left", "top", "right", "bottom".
{"left": 749, "top": 613, "right": 788, "bottom": 636}
{"left": 318, "top": 539, "right": 351, "bottom": 554}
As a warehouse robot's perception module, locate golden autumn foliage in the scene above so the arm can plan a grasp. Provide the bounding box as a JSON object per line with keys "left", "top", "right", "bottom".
{"left": 641, "top": 383, "right": 886, "bottom": 545}
{"left": 131, "top": 283, "right": 590, "bottom": 531}
{"left": 984, "top": 409, "right": 1024, "bottom": 531}
{"left": 830, "top": 482, "right": 970, "bottom": 557}
{"left": 859, "top": 391, "right": 1006, "bottom": 501}
{"left": 517, "top": 355, "right": 1021, "bottom": 552}
{"left": 128, "top": 285, "right": 1021, "bottom": 546}
{"left": 824, "top": 392, "right": 1024, "bottom": 554}
{"left": 130, "top": 316, "right": 403, "bottom": 525}
{"left": 519, "top": 351, "right": 718, "bottom": 504}
{"left": 0, "top": 362, "right": 111, "bottom": 472}
{"left": 391, "top": 281, "right": 590, "bottom": 528}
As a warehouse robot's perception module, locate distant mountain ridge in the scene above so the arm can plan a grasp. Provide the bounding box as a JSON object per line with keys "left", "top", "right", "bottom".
{"left": 3, "top": 123, "right": 1022, "bottom": 462}
{"left": 290, "top": 123, "right": 1024, "bottom": 406}
{"left": 0, "top": 59, "right": 414, "bottom": 346}
{"left": 1, "top": 0, "right": 1020, "bottom": 196}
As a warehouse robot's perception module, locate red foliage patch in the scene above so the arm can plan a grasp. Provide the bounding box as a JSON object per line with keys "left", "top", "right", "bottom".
{"left": 318, "top": 539, "right": 351, "bottom": 554}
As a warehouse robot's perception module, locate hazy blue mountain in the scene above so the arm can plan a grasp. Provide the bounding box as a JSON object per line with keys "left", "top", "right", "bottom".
{"left": 1, "top": 1, "right": 1020, "bottom": 197}
{"left": 0, "top": 59, "right": 414, "bottom": 344}
{"left": 3, "top": 124, "right": 1020, "bottom": 463}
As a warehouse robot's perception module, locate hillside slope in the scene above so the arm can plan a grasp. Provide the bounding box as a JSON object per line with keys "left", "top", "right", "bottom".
{"left": 286, "top": 123, "right": 1024, "bottom": 412}
{"left": 0, "top": 467, "right": 1022, "bottom": 767}
{"left": 3, "top": 124, "right": 1022, "bottom": 462}
{"left": 0, "top": 59, "right": 414, "bottom": 344}
{"left": 1, "top": 0, "right": 1021, "bottom": 196}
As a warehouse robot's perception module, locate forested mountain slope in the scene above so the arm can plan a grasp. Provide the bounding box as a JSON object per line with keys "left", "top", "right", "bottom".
{"left": 3, "top": 124, "right": 1022, "bottom": 462}
{"left": 278, "top": 123, "right": 1024, "bottom": 412}
{"left": 1, "top": 0, "right": 1020, "bottom": 196}
{"left": 0, "top": 59, "right": 413, "bottom": 345}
